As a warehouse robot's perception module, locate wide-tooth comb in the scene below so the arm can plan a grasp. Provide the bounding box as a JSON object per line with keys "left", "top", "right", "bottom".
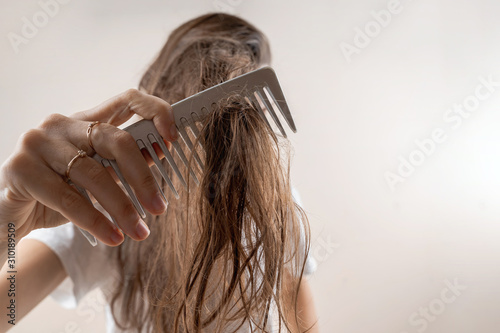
{"left": 74, "top": 66, "right": 297, "bottom": 246}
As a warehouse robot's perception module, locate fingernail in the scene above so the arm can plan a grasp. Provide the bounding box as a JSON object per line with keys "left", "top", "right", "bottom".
{"left": 135, "top": 220, "right": 150, "bottom": 240}
{"left": 110, "top": 229, "right": 124, "bottom": 245}
{"left": 170, "top": 123, "right": 178, "bottom": 140}
{"left": 152, "top": 193, "right": 167, "bottom": 213}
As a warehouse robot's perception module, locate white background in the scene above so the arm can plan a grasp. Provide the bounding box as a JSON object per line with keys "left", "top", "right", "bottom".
{"left": 1, "top": 0, "right": 500, "bottom": 332}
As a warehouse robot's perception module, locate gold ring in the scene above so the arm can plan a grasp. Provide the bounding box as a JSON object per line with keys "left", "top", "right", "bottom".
{"left": 87, "top": 121, "right": 100, "bottom": 150}
{"left": 65, "top": 150, "right": 87, "bottom": 182}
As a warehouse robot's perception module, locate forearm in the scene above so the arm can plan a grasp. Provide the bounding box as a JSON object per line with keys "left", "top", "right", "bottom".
{"left": 0, "top": 238, "right": 67, "bottom": 331}
{"left": 0, "top": 236, "right": 24, "bottom": 332}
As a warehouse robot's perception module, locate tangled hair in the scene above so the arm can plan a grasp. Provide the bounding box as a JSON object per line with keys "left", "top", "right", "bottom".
{"left": 109, "top": 13, "right": 310, "bottom": 332}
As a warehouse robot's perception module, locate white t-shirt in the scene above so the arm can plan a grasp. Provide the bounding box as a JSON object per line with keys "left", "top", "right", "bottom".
{"left": 24, "top": 188, "right": 316, "bottom": 332}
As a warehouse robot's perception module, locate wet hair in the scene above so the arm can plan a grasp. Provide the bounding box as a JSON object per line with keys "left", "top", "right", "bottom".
{"left": 110, "top": 13, "right": 310, "bottom": 332}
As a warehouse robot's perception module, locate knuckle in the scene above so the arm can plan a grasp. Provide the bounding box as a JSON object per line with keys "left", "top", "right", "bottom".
{"left": 164, "top": 101, "right": 173, "bottom": 113}
{"left": 18, "top": 129, "right": 44, "bottom": 150}
{"left": 140, "top": 174, "right": 157, "bottom": 190}
{"left": 89, "top": 122, "right": 108, "bottom": 148}
{"left": 88, "top": 214, "right": 103, "bottom": 231}
{"left": 8, "top": 153, "right": 26, "bottom": 170}
{"left": 60, "top": 189, "right": 82, "bottom": 211}
{"left": 123, "top": 88, "right": 141, "bottom": 102}
{"left": 86, "top": 163, "right": 106, "bottom": 183}
{"left": 87, "top": 213, "right": 106, "bottom": 234}
{"left": 6, "top": 153, "right": 30, "bottom": 177}
{"left": 39, "top": 113, "right": 66, "bottom": 130}
{"left": 112, "top": 130, "right": 136, "bottom": 149}
{"left": 122, "top": 202, "right": 137, "bottom": 219}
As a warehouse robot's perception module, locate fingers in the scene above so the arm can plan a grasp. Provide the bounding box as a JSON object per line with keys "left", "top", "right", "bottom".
{"left": 53, "top": 114, "right": 171, "bottom": 168}
{"left": 39, "top": 139, "right": 151, "bottom": 241}
{"left": 7, "top": 89, "right": 178, "bottom": 246}
{"left": 71, "top": 89, "right": 179, "bottom": 141}
{"left": 11, "top": 152, "right": 124, "bottom": 246}
{"left": 67, "top": 121, "right": 168, "bottom": 215}
{"left": 39, "top": 113, "right": 169, "bottom": 218}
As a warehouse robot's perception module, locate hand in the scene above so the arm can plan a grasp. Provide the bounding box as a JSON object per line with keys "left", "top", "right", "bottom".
{"left": 0, "top": 89, "right": 178, "bottom": 246}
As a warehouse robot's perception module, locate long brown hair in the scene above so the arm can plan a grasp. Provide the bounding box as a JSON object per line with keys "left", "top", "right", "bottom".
{"left": 110, "top": 13, "right": 310, "bottom": 332}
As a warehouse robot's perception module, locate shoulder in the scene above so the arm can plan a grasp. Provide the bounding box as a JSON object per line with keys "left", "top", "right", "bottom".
{"left": 291, "top": 186, "right": 303, "bottom": 206}
{"left": 24, "top": 223, "right": 120, "bottom": 306}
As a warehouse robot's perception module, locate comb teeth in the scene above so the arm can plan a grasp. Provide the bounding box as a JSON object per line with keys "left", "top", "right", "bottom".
{"left": 253, "top": 88, "right": 287, "bottom": 138}
{"left": 245, "top": 95, "right": 275, "bottom": 135}
{"left": 171, "top": 140, "right": 200, "bottom": 185}
{"left": 178, "top": 117, "right": 205, "bottom": 171}
{"left": 72, "top": 66, "right": 297, "bottom": 246}
{"left": 152, "top": 133, "right": 187, "bottom": 188}
{"left": 263, "top": 84, "right": 297, "bottom": 133}
{"left": 107, "top": 159, "right": 147, "bottom": 219}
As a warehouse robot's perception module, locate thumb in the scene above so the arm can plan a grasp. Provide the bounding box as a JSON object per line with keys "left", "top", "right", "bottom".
{"left": 71, "top": 89, "right": 178, "bottom": 142}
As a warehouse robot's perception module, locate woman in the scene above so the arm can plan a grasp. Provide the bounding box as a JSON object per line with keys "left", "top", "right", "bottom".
{"left": 0, "top": 13, "right": 318, "bottom": 332}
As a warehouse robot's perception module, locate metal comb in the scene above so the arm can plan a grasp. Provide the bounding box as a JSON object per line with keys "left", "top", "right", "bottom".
{"left": 74, "top": 66, "right": 297, "bottom": 246}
